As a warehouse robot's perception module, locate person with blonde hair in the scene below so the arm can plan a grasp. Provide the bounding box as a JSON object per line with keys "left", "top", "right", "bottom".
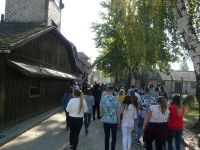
{"left": 143, "top": 96, "right": 169, "bottom": 149}
{"left": 66, "top": 89, "right": 88, "bottom": 150}
{"left": 168, "top": 95, "right": 185, "bottom": 150}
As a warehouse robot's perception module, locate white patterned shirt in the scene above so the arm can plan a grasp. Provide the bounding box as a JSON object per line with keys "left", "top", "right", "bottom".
{"left": 149, "top": 105, "right": 169, "bottom": 123}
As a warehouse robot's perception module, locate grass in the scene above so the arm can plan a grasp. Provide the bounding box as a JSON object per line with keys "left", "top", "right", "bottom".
{"left": 184, "top": 104, "right": 199, "bottom": 127}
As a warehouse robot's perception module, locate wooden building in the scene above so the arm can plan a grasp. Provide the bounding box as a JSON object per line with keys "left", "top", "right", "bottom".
{"left": 0, "top": 23, "right": 81, "bottom": 130}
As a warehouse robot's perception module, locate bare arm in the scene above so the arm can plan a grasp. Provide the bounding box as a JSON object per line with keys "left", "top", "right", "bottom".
{"left": 143, "top": 108, "right": 152, "bottom": 130}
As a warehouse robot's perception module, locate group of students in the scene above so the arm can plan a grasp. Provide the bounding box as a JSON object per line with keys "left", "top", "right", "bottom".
{"left": 61, "top": 83, "right": 185, "bottom": 150}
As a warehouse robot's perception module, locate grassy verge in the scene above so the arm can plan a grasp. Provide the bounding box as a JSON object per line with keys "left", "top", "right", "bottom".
{"left": 184, "top": 107, "right": 198, "bottom": 127}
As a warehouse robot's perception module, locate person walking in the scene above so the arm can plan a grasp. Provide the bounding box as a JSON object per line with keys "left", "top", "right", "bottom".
{"left": 100, "top": 85, "right": 121, "bottom": 150}
{"left": 168, "top": 95, "right": 186, "bottom": 150}
{"left": 92, "top": 83, "right": 102, "bottom": 120}
{"left": 143, "top": 96, "right": 170, "bottom": 150}
{"left": 121, "top": 92, "right": 138, "bottom": 150}
{"left": 135, "top": 87, "right": 156, "bottom": 146}
{"left": 83, "top": 87, "right": 94, "bottom": 135}
{"left": 66, "top": 89, "right": 88, "bottom": 150}
{"left": 60, "top": 88, "right": 73, "bottom": 130}
{"left": 159, "top": 86, "right": 169, "bottom": 101}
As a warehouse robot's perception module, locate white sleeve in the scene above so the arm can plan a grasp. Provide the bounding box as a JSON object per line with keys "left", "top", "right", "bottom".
{"left": 83, "top": 99, "right": 88, "bottom": 113}
{"left": 66, "top": 100, "right": 71, "bottom": 112}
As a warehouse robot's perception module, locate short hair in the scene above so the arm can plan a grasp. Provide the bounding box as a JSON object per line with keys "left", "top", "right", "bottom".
{"left": 144, "top": 87, "right": 150, "bottom": 93}
{"left": 107, "top": 85, "right": 113, "bottom": 91}
{"left": 119, "top": 89, "right": 125, "bottom": 96}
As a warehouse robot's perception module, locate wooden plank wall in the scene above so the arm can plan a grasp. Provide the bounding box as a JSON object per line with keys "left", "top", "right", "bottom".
{"left": 0, "top": 31, "right": 76, "bottom": 130}
{"left": 2, "top": 67, "right": 69, "bottom": 129}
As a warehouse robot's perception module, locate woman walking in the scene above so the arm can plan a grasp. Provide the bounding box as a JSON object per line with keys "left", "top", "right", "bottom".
{"left": 143, "top": 96, "right": 169, "bottom": 150}
{"left": 168, "top": 95, "right": 185, "bottom": 150}
{"left": 66, "top": 89, "right": 88, "bottom": 150}
{"left": 83, "top": 87, "right": 94, "bottom": 135}
{"left": 121, "top": 92, "right": 138, "bottom": 150}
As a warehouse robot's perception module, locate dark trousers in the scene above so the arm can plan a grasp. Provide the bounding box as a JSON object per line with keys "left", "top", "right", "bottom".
{"left": 104, "top": 123, "right": 117, "bottom": 150}
{"left": 69, "top": 117, "right": 83, "bottom": 150}
{"left": 84, "top": 113, "right": 91, "bottom": 130}
{"left": 146, "top": 139, "right": 165, "bottom": 150}
{"left": 93, "top": 103, "right": 100, "bottom": 119}
{"left": 65, "top": 110, "right": 70, "bottom": 127}
{"left": 168, "top": 129, "right": 183, "bottom": 150}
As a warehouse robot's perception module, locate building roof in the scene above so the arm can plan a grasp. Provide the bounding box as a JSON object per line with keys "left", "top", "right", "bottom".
{"left": 150, "top": 71, "right": 196, "bottom": 82}
{"left": 0, "top": 23, "right": 51, "bottom": 52}
{"left": 170, "top": 71, "right": 196, "bottom": 82}
{"left": 78, "top": 52, "right": 90, "bottom": 60}
{"left": 8, "top": 60, "right": 79, "bottom": 80}
{"left": 0, "top": 23, "right": 83, "bottom": 74}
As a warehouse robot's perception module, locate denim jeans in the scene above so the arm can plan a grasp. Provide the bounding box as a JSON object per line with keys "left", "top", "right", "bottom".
{"left": 168, "top": 129, "right": 183, "bottom": 150}
{"left": 136, "top": 116, "right": 144, "bottom": 141}
{"left": 103, "top": 123, "right": 117, "bottom": 150}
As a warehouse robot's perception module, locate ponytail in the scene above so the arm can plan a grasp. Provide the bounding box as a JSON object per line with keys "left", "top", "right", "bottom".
{"left": 78, "top": 91, "right": 83, "bottom": 113}
{"left": 158, "top": 96, "right": 167, "bottom": 114}
{"left": 172, "top": 95, "right": 183, "bottom": 118}
{"left": 74, "top": 89, "right": 84, "bottom": 113}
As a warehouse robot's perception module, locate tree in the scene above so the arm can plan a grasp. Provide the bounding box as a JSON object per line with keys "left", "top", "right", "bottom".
{"left": 180, "top": 60, "right": 189, "bottom": 71}
{"left": 92, "top": 0, "right": 178, "bottom": 82}
{"left": 168, "top": 0, "right": 200, "bottom": 127}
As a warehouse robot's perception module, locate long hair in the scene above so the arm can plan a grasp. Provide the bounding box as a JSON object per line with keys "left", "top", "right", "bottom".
{"left": 130, "top": 90, "right": 138, "bottom": 108}
{"left": 74, "top": 89, "right": 83, "bottom": 113}
{"left": 172, "top": 95, "right": 183, "bottom": 117}
{"left": 157, "top": 96, "right": 167, "bottom": 114}
{"left": 123, "top": 96, "right": 132, "bottom": 111}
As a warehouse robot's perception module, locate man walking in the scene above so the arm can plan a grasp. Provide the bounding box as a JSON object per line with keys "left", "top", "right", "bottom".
{"left": 100, "top": 85, "right": 121, "bottom": 150}
{"left": 135, "top": 87, "right": 156, "bottom": 146}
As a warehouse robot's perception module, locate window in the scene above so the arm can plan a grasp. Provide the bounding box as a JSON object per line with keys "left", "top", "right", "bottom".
{"left": 29, "top": 80, "right": 40, "bottom": 97}
{"left": 191, "top": 82, "right": 196, "bottom": 89}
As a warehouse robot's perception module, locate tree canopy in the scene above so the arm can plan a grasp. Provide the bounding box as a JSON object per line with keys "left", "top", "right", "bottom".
{"left": 91, "top": 0, "right": 189, "bottom": 82}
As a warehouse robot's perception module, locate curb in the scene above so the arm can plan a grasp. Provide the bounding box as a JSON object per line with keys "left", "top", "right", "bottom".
{"left": 0, "top": 106, "right": 63, "bottom": 147}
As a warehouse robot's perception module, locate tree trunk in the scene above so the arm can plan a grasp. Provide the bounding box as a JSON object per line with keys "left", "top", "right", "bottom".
{"left": 169, "top": 0, "right": 200, "bottom": 125}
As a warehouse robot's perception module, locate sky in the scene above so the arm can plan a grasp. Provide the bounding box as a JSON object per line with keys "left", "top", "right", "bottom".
{"left": 0, "top": 0, "right": 194, "bottom": 71}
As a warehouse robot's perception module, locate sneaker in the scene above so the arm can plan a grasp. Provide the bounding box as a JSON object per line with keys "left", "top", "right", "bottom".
{"left": 135, "top": 139, "right": 141, "bottom": 145}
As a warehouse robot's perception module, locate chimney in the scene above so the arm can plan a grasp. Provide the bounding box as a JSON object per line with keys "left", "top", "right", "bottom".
{"left": 59, "top": 0, "right": 64, "bottom": 9}
{"left": 1, "top": 14, "right": 4, "bottom": 24}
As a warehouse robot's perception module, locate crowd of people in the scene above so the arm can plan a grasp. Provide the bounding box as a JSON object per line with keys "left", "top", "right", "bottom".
{"left": 61, "top": 82, "right": 186, "bottom": 150}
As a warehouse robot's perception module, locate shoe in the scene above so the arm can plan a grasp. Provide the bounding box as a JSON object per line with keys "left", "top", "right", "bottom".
{"left": 135, "top": 139, "right": 141, "bottom": 145}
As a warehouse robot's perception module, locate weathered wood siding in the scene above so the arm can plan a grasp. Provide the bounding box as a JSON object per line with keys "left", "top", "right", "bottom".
{"left": 0, "top": 31, "right": 77, "bottom": 130}
{"left": 0, "top": 55, "right": 6, "bottom": 129}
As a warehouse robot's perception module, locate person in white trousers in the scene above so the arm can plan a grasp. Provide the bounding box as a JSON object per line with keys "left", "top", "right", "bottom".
{"left": 121, "top": 92, "right": 138, "bottom": 150}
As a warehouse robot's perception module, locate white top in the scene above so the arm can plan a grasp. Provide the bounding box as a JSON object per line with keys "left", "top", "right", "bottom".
{"left": 66, "top": 97, "right": 88, "bottom": 117}
{"left": 122, "top": 104, "right": 137, "bottom": 128}
{"left": 149, "top": 105, "right": 169, "bottom": 123}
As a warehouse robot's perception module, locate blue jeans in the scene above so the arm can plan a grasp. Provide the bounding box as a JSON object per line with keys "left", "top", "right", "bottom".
{"left": 136, "top": 116, "right": 144, "bottom": 141}
{"left": 104, "top": 123, "right": 117, "bottom": 150}
{"left": 168, "top": 129, "right": 183, "bottom": 150}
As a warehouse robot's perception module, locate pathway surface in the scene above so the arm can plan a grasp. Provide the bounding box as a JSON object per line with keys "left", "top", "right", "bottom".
{"left": 0, "top": 111, "right": 186, "bottom": 150}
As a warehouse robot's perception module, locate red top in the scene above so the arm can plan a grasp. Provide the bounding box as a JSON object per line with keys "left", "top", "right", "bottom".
{"left": 168, "top": 103, "right": 185, "bottom": 129}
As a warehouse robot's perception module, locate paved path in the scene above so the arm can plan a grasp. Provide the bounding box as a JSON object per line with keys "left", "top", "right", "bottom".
{"left": 0, "top": 111, "right": 186, "bottom": 150}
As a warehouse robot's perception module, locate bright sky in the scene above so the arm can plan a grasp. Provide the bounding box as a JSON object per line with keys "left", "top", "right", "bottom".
{"left": 0, "top": 0, "right": 194, "bottom": 71}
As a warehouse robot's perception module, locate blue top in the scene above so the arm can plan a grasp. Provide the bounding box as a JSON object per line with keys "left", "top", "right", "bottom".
{"left": 138, "top": 94, "right": 156, "bottom": 118}
{"left": 100, "top": 95, "right": 119, "bottom": 124}
{"left": 61, "top": 92, "right": 73, "bottom": 108}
